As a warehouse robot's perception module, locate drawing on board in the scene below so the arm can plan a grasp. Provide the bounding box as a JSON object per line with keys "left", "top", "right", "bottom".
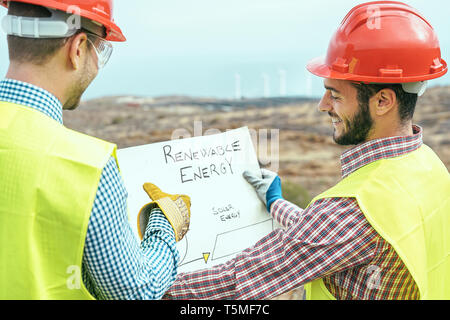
{"left": 117, "top": 127, "right": 279, "bottom": 273}
{"left": 179, "top": 218, "right": 278, "bottom": 268}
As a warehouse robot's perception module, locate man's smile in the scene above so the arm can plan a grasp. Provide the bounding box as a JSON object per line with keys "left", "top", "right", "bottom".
{"left": 329, "top": 112, "right": 343, "bottom": 125}
{"left": 332, "top": 118, "right": 343, "bottom": 125}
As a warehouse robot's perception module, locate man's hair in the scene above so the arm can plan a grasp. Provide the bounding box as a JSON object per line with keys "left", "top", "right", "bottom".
{"left": 7, "top": 2, "right": 80, "bottom": 65}
{"left": 352, "top": 83, "right": 418, "bottom": 123}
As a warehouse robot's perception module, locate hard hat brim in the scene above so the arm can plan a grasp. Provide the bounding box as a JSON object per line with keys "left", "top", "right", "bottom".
{"left": 307, "top": 56, "right": 354, "bottom": 81}
{"left": 307, "top": 56, "right": 448, "bottom": 84}
{"left": 78, "top": 8, "right": 126, "bottom": 42}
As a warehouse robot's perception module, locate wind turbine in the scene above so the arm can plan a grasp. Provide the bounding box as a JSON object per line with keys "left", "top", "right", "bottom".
{"left": 262, "top": 73, "right": 270, "bottom": 98}
{"left": 235, "top": 73, "right": 242, "bottom": 100}
{"left": 278, "top": 69, "right": 287, "bottom": 97}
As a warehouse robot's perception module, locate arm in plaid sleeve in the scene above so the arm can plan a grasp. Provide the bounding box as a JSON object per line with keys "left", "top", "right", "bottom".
{"left": 270, "top": 199, "right": 304, "bottom": 228}
{"left": 165, "top": 197, "right": 379, "bottom": 300}
{"left": 81, "top": 157, "right": 180, "bottom": 300}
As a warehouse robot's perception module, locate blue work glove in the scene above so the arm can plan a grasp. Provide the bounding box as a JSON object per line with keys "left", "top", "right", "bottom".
{"left": 243, "top": 169, "right": 283, "bottom": 212}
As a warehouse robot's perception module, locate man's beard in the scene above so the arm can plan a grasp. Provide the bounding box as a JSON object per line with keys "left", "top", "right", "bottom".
{"left": 332, "top": 101, "right": 374, "bottom": 146}
{"left": 63, "top": 57, "right": 96, "bottom": 110}
{"left": 63, "top": 88, "right": 85, "bottom": 110}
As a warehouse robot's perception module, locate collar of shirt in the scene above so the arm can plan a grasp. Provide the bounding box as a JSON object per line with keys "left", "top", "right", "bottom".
{"left": 340, "top": 125, "right": 423, "bottom": 178}
{"left": 0, "top": 78, "right": 63, "bottom": 124}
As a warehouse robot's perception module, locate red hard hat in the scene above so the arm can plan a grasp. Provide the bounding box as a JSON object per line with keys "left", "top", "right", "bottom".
{"left": 1, "top": 0, "right": 126, "bottom": 41}
{"left": 307, "top": 1, "right": 447, "bottom": 83}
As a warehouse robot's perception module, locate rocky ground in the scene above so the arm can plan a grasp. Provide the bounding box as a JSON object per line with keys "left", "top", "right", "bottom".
{"left": 63, "top": 86, "right": 450, "bottom": 300}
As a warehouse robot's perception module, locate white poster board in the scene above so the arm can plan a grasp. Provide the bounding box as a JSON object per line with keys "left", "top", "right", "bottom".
{"left": 117, "top": 127, "right": 277, "bottom": 272}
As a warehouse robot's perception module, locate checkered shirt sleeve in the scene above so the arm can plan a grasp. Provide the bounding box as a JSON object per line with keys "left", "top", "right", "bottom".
{"left": 82, "top": 157, "right": 180, "bottom": 300}
{"left": 165, "top": 198, "right": 379, "bottom": 300}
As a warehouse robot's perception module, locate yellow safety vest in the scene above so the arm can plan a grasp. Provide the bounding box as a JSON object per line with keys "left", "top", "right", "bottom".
{"left": 0, "top": 102, "right": 117, "bottom": 300}
{"left": 304, "top": 144, "right": 450, "bottom": 300}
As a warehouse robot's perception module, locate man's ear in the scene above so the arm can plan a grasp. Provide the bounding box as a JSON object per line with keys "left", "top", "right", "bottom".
{"left": 68, "top": 32, "right": 88, "bottom": 71}
{"left": 371, "top": 88, "right": 397, "bottom": 117}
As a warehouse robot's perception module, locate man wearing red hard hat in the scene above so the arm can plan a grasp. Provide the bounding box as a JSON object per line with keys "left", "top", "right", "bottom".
{"left": 166, "top": 1, "right": 450, "bottom": 300}
{"left": 0, "top": 1, "right": 191, "bottom": 299}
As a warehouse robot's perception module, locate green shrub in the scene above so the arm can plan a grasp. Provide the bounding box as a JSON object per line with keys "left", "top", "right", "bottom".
{"left": 282, "top": 180, "right": 311, "bottom": 209}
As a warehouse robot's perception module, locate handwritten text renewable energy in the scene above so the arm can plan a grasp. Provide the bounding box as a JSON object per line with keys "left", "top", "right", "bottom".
{"left": 162, "top": 140, "right": 242, "bottom": 184}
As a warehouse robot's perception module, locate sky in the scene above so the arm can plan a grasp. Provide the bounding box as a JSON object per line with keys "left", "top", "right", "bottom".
{"left": 0, "top": 0, "right": 449, "bottom": 99}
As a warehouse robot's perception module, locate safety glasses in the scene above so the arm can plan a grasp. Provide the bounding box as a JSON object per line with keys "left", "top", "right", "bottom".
{"left": 86, "top": 32, "right": 113, "bottom": 69}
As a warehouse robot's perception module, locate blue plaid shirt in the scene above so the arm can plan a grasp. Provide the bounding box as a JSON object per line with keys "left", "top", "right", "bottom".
{"left": 0, "top": 78, "right": 180, "bottom": 300}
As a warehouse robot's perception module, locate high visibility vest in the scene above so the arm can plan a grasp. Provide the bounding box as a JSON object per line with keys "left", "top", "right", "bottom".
{"left": 0, "top": 101, "right": 117, "bottom": 300}
{"left": 304, "top": 144, "right": 450, "bottom": 300}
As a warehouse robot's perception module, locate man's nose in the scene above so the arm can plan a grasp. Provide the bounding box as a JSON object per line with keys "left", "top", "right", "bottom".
{"left": 318, "top": 92, "right": 332, "bottom": 113}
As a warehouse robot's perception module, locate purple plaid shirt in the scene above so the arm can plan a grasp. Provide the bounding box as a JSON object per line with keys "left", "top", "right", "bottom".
{"left": 165, "top": 126, "right": 424, "bottom": 300}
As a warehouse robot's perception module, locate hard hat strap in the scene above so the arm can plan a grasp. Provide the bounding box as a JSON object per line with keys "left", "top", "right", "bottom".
{"left": 351, "top": 80, "right": 428, "bottom": 97}
{"left": 2, "top": 14, "right": 76, "bottom": 38}
{"left": 401, "top": 81, "right": 428, "bottom": 97}
{"left": 1, "top": 7, "right": 104, "bottom": 38}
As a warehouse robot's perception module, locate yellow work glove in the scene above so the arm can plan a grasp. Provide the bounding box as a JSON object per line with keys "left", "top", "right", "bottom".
{"left": 137, "top": 183, "right": 191, "bottom": 242}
